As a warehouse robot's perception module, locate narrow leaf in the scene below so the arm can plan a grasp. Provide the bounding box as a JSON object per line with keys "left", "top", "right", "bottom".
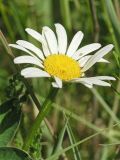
{"left": 0, "top": 100, "right": 21, "bottom": 146}
{"left": 0, "top": 147, "right": 33, "bottom": 160}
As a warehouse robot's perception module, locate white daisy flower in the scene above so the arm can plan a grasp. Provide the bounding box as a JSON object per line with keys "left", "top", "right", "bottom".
{"left": 9, "top": 23, "right": 115, "bottom": 88}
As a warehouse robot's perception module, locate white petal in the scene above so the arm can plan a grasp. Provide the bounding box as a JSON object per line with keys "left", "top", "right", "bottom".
{"left": 54, "top": 76, "right": 62, "bottom": 88}
{"left": 42, "top": 26, "right": 58, "bottom": 54}
{"left": 80, "top": 81, "right": 93, "bottom": 88}
{"left": 71, "top": 78, "right": 93, "bottom": 88}
{"left": 14, "top": 56, "right": 43, "bottom": 68}
{"left": 42, "top": 32, "right": 51, "bottom": 57}
{"left": 91, "top": 79, "right": 111, "bottom": 86}
{"left": 72, "top": 76, "right": 115, "bottom": 87}
{"left": 93, "top": 76, "right": 116, "bottom": 81}
{"left": 21, "top": 67, "right": 50, "bottom": 78}
{"left": 9, "top": 44, "right": 37, "bottom": 58}
{"left": 25, "top": 28, "right": 43, "bottom": 43}
{"left": 25, "top": 28, "right": 51, "bottom": 58}
{"left": 16, "top": 40, "right": 44, "bottom": 60}
{"left": 82, "top": 44, "right": 114, "bottom": 72}
{"left": 67, "top": 31, "right": 84, "bottom": 57}
{"left": 55, "top": 23, "right": 67, "bottom": 54}
{"left": 79, "top": 55, "right": 109, "bottom": 67}
{"left": 52, "top": 82, "right": 59, "bottom": 88}
{"left": 90, "top": 79, "right": 111, "bottom": 86}
{"left": 98, "top": 58, "right": 109, "bottom": 63}
{"left": 83, "top": 83, "right": 93, "bottom": 88}
{"left": 72, "top": 43, "right": 101, "bottom": 60}
{"left": 79, "top": 56, "right": 90, "bottom": 67}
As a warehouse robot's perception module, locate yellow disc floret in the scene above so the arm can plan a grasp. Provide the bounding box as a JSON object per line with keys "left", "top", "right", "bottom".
{"left": 44, "top": 54, "right": 81, "bottom": 81}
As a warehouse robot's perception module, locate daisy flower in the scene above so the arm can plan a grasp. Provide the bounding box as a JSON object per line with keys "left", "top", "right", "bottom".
{"left": 9, "top": 23, "right": 115, "bottom": 88}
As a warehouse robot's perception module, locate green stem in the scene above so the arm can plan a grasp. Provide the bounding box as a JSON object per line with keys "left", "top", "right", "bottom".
{"left": 23, "top": 87, "right": 59, "bottom": 151}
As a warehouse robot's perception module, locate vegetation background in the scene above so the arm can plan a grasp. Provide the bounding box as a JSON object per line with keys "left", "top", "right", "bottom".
{"left": 0, "top": 0, "right": 120, "bottom": 160}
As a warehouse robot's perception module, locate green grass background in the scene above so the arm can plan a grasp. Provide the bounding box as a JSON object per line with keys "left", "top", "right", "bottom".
{"left": 0, "top": 0, "right": 120, "bottom": 159}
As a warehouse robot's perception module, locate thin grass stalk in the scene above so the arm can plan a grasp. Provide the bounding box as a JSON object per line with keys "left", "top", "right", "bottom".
{"left": 89, "top": 0, "right": 100, "bottom": 42}
{"left": 114, "top": 0, "right": 120, "bottom": 21}
{"left": 46, "top": 124, "right": 119, "bottom": 160}
{"left": 109, "top": 81, "right": 120, "bottom": 128}
{"left": 51, "top": 99, "right": 118, "bottom": 141}
{"left": 91, "top": 88, "right": 120, "bottom": 124}
{"left": 66, "top": 120, "right": 81, "bottom": 160}
{"left": 102, "top": 0, "right": 120, "bottom": 128}
{"left": 60, "top": 0, "right": 72, "bottom": 33}
{"left": 100, "top": 2, "right": 120, "bottom": 158}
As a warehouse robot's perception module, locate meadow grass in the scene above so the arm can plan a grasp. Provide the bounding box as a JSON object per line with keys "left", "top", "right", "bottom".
{"left": 0, "top": 0, "right": 120, "bottom": 160}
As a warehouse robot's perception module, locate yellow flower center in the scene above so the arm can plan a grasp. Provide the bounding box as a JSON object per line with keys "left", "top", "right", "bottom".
{"left": 44, "top": 54, "right": 81, "bottom": 81}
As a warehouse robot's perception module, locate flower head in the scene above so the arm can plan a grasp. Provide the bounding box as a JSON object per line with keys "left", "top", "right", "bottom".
{"left": 9, "top": 23, "right": 115, "bottom": 88}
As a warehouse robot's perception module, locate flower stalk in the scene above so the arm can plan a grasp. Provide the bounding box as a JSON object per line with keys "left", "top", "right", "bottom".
{"left": 23, "top": 87, "right": 59, "bottom": 151}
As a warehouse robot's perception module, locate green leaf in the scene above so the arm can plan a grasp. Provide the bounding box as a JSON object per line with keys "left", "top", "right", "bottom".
{"left": 0, "top": 100, "right": 21, "bottom": 146}
{"left": 0, "top": 99, "right": 15, "bottom": 115}
{"left": 0, "top": 147, "right": 33, "bottom": 160}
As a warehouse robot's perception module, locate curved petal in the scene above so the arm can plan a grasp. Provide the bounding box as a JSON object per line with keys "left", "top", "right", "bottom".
{"left": 92, "top": 76, "right": 116, "bottom": 81}
{"left": 79, "top": 55, "right": 109, "bottom": 67}
{"left": 72, "top": 76, "right": 115, "bottom": 87}
{"left": 14, "top": 56, "right": 43, "bottom": 68}
{"left": 54, "top": 76, "right": 62, "bottom": 88}
{"left": 72, "top": 43, "right": 101, "bottom": 60}
{"left": 80, "top": 81, "right": 93, "bottom": 88}
{"left": 25, "top": 28, "right": 43, "bottom": 42}
{"left": 71, "top": 78, "right": 93, "bottom": 88}
{"left": 73, "top": 78, "right": 110, "bottom": 86}
{"left": 82, "top": 44, "right": 114, "bottom": 72}
{"left": 79, "top": 56, "right": 91, "bottom": 67}
{"left": 42, "top": 26, "right": 58, "bottom": 54}
{"left": 55, "top": 23, "right": 67, "bottom": 54}
{"left": 42, "top": 32, "right": 51, "bottom": 57}
{"left": 16, "top": 40, "right": 44, "bottom": 60}
{"left": 25, "top": 28, "right": 51, "bottom": 57}
{"left": 98, "top": 58, "right": 109, "bottom": 63}
{"left": 52, "top": 82, "right": 59, "bottom": 88}
{"left": 86, "top": 78, "right": 111, "bottom": 86}
{"left": 21, "top": 67, "right": 50, "bottom": 78}
{"left": 67, "top": 31, "right": 84, "bottom": 57}
{"left": 9, "top": 44, "right": 38, "bottom": 59}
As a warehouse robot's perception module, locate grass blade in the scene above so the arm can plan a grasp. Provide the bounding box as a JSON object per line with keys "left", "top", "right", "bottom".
{"left": 105, "top": 0, "right": 120, "bottom": 36}
{"left": 46, "top": 124, "right": 118, "bottom": 160}
{"left": 67, "top": 118, "right": 81, "bottom": 160}
{"left": 60, "top": 0, "right": 72, "bottom": 33}
{"left": 52, "top": 118, "right": 68, "bottom": 159}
